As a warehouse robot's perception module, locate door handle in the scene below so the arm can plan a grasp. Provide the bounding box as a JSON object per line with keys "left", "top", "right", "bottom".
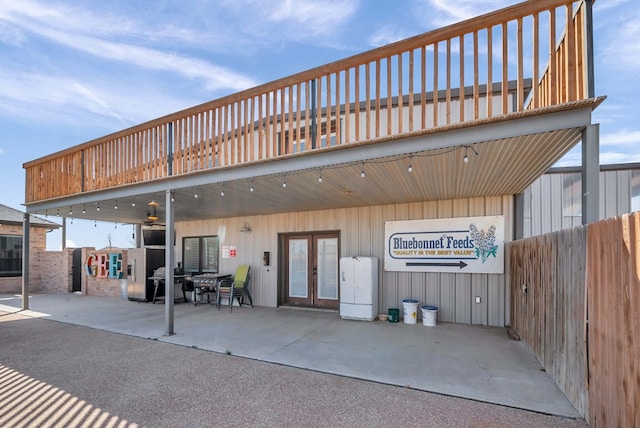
{"left": 341, "top": 271, "right": 345, "bottom": 281}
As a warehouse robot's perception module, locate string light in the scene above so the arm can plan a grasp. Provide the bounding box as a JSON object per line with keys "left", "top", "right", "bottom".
{"left": 463, "top": 145, "right": 479, "bottom": 163}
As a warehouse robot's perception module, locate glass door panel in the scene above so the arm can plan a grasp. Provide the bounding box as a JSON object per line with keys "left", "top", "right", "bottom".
{"left": 317, "top": 237, "right": 338, "bottom": 300}
{"left": 288, "top": 238, "right": 309, "bottom": 298}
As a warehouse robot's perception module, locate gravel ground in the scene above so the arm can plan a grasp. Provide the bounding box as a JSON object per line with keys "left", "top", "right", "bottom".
{"left": 0, "top": 312, "right": 588, "bottom": 428}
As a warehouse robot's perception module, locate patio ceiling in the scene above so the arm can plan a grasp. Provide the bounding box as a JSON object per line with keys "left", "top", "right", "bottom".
{"left": 27, "top": 100, "right": 600, "bottom": 226}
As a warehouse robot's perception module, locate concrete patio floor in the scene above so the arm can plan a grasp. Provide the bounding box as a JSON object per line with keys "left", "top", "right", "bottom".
{"left": 0, "top": 292, "right": 580, "bottom": 418}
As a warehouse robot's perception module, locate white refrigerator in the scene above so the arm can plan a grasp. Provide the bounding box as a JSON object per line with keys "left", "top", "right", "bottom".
{"left": 339, "top": 256, "right": 378, "bottom": 321}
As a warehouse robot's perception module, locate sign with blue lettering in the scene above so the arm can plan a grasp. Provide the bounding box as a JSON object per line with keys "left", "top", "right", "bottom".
{"left": 384, "top": 216, "right": 504, "bottom": 273}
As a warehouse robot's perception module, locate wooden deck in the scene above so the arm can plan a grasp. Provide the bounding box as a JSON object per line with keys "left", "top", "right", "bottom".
{"left": 23, "top": 0, "right": 593, "bottom": 205}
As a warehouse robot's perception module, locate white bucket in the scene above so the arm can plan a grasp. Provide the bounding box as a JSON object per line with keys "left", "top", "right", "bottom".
{"left": 402, "top": 299, "right": 419, "bottom": 324}
{"left": 421, "top": 305, "right": 438, "bottom": 326}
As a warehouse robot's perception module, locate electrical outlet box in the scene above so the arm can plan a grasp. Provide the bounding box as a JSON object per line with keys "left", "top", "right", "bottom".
{"left": 475, "top": 296, "right": 481, "bottom": 304}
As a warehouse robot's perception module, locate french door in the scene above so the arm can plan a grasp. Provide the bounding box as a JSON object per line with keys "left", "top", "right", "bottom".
{"left": 284, "top": 232, "right": 339, "bottom": 309}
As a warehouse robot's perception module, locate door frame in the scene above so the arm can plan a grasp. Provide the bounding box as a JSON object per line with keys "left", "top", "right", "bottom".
{"left": 277, "top": 230, "right": 341, "bottom": 308}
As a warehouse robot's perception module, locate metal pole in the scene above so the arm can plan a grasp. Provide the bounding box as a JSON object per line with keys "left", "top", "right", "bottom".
{"left": 61, "top": 217, "right": 67, "bottom": 249}
{"left": 22, "top": 214, "right": 30, "bottom": 310}
{"left": 582, "top": 124, "right": 599, "bottom": 225}
{"left": 164, "top": 190, "right": 175, "bottom": 335}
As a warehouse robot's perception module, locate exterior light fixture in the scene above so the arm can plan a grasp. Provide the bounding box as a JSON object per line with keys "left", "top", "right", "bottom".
{"left": 360, "top": 163, "right": 366, "bottom": 178}
{"left": 282, "top": 176, "right": 287, "bottom": 188}
{"left": 147, "top": 200, "right": 159, "bottom": 222}
{"left": 132, "top": 200, "right": 136, "bottom": 207}
{"left": 114, "top": 201, "right": 118, "bottom": 210}
{"left": 407, "top": 156, "right": 413, "bottom": 173}
{"left": 463, "top": 145, "right": 478, "bottom": 163}
{"left": 318, "top": 170, "right": 323, "bottom": 183}
{"left": 69, "top": 207, "right": 73, "bottom": 215}
{"left": 82, "top": 204, "right": 86, "bottom": 214}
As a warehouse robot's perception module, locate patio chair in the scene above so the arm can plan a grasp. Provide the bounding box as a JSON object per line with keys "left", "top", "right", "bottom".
{"left": 216, "top": 265, "right": 253, "bottom": 311}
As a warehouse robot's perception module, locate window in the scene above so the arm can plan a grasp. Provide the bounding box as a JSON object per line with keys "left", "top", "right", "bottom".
{"left": 0, "top": 235, "right": 22, "bottom": 277}
{"left": 182, "top": 236, "right": 219, "bottom": 274}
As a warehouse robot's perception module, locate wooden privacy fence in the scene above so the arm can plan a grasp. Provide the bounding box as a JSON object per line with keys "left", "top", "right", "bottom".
{"left": 509, "top": 226, "right": 588, "bottom": 417}
{"left": 24, "top": 0, "right": 592, "bottom": 204}
{"left": 509, "top": 212, "right": 640, "bottom": 426}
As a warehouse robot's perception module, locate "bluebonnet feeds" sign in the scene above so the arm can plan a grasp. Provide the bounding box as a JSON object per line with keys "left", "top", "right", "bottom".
{"left": 384, "top": 216, "right": 504, "bottom": 273}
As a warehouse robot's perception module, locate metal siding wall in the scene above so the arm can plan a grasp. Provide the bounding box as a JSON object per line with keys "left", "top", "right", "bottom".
{"left": 523, "top": 167, "right": 638, "bottom": 239}
{"left": 177, "top": 195, "right": 511, "bottom": 326}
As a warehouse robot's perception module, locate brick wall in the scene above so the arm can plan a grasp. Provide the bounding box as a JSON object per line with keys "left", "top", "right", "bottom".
{"left": 39, "top": 249, "right": 73, "bottom": 293}
{"left": 0, "top": 224, "right": 48, "bottom": 294}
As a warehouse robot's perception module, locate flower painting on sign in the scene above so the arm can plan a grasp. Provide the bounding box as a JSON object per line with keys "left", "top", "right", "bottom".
{"left": 469, "top": 224, "right": 498, "bottom": 263}
{"left": 384, "top": 216, "right": 504, "bottom": 274}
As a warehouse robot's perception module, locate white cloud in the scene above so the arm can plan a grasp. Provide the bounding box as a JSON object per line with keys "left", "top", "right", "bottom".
{"left": 0, "top": 68, "right": 198, "bottom": 128}
{"left": 368, "top": 26, "right": 411, "bottom": 48}
{"left": 601, "top": 129, "right": 640, "bottom": 147}
{"left": 413, "top": 0, "right": 513, "bottom": 27}
{"left": 0, "top": 0, "right": 258, "bottom": 92}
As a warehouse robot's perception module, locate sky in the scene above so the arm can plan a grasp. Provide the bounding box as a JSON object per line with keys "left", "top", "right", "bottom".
{"left": 1, "top": 0, "right": 639, "bottom": 250}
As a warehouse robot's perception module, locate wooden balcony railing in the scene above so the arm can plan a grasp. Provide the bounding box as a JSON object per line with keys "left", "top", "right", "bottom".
{"left": 24, "top": 0, "right": 593, "bottom": 204}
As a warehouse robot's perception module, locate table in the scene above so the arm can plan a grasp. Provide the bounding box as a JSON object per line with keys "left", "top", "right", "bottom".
{"left": 191, "top": 273, "right": 232, "bottom": 306}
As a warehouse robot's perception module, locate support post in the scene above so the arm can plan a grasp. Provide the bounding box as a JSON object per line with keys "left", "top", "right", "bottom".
{"left": 62, "top": 217, "right": 67, "bottom": 249}
{"left": 22, "top": 214, "right": 30, "bottom": 310}
{"left": 164, "top": 190, "right": 175, "bottom": 335}
{"left": 582, "top": 124, "right": 599, "bottom": 225}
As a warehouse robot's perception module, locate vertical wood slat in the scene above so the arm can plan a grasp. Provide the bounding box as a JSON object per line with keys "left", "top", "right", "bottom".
{"left": 459, "top": 35, "right": 465, "bottom": 122}
{"left": 502, "top": 22, "right": 509, "bottom": 115}
{"left": 325, "top": 76, "right": 331, "bottom": 146}
{"left": 473, "top": 31, "right": 479, "bottom": 120}
{"left": 280, "top": 87, "right": 286, "bottom": 154}
{"left": 345, "top": 69, "right": 350, "bottom": 144}
{"left": 446, "top": 39, "right": 452, "bottom": 125}
{"left": 335, "top": 71, "right": 341, "bottom": 145}
{"left": 532, "top": 13, "right": 540, "bottom": 109}
{"left": 386, "top": 57, "right": 392, "bottom": 135}
{"left": 304, "top": 83, "right": 310, "bottom": 151}
{"left": 408, "top": 50, "right": 414, "bottom": 131}
{"left": 354, "top": 66, "right": 360, "bottom": 141}
{"left": 487, "top": 27, "right": 493, "bottom": 117}
{"left": 365, "top": 62, "right": 371, "bottom": 140}
{"left": 398, "top": 53, "right": 404, "bottom": 133}
{"left": 315, "top": 79, "right": 322, "bottom": 149}
{"left": 549, "top": 8, "right": 558, "bottom": 105}
{"left": 288, "top": 86, "right": 294, "bottom": 154}
{"left": 375, "top": 60, "right": 381, "bottom": 138}
{"left": 421, "top": 46, "right": 426, "bottom": 129}
{"left": 517, "top": 17, "right": 524, "bottom": 111}
{"left": 433, "top": 42, "right": 439, "bottom": 128}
